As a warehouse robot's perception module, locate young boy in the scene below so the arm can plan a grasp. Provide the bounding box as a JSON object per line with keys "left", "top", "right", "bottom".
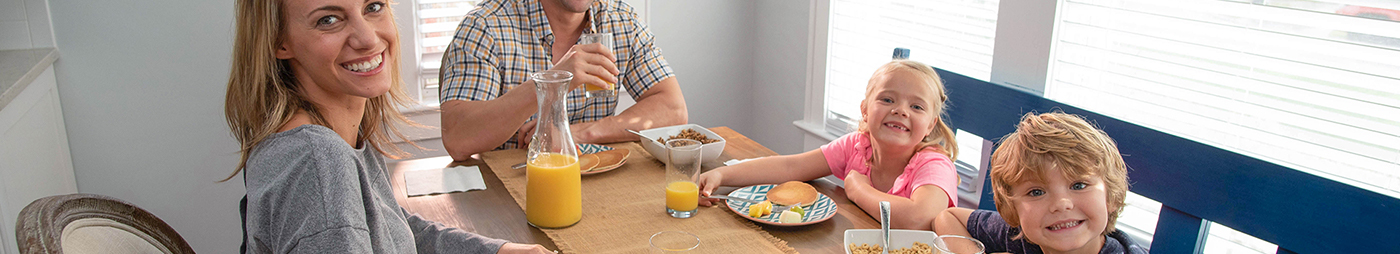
{"left": 933, "top": 112, "right": 1148, "bottom": 254}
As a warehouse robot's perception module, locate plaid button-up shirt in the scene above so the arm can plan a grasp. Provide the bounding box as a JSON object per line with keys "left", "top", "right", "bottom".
{"left": 440, "top": 0, "right": 674, "bottom": 150}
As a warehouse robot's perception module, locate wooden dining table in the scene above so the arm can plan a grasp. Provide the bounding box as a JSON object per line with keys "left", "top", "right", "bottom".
{"left": 387, "top": 126, "right": 881, "bottom": 253}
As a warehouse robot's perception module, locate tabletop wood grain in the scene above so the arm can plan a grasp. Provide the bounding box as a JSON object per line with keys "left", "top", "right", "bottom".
{"left": 388, "top": 126, "right": 881, "bottom": 253}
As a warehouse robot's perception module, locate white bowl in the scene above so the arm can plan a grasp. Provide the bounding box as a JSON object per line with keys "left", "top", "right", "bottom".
{"left": 843, "top": 229, "right": 939, "bottom": 254}
{"left": 638, "top": 124, "right": 726, "bottom": 163}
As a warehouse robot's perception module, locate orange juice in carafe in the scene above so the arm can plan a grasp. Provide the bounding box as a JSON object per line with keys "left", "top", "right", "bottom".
{"left": 525, "top": 70, "right": 583, "bottom": 228}
{"left": 526, "top": 153, "right": 582, "bottom": 228}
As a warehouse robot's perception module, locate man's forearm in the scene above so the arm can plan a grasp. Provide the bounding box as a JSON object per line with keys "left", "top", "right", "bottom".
{"left": 440, "top": 81, "right": 538, "bottom": 160}
{"left": 574, "top": 78, "right": 687, "bottom": 144}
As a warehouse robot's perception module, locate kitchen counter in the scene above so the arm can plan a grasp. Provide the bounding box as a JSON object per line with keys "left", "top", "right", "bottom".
{"left": 0, "top": 48, "right": 59, "bottom": 112}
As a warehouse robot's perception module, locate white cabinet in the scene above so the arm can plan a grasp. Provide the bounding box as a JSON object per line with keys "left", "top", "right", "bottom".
{"left": 0, "top": 54, "right": 76, "bottom": 254}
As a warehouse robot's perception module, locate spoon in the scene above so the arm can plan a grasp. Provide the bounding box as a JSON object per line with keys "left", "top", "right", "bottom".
{"left": 880, "top": 201, "right": 890, "bottom": 254}
{"left": 707, "top": 195, "right": 763, "bottom": 204}
{"left": 627, "top": 129, "right": 662, "bottom": 146}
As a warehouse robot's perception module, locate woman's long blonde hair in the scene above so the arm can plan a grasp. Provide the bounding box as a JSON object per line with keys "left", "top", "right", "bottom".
{"left": 222, "top": 0, "right": 415, "bottom": 182}
{"left": 857, "top": 60, "right": 959, "bottom": 161}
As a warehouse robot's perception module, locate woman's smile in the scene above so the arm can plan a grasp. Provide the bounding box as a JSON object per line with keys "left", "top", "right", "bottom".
{"left": 341, "top": 51, "right": 384, "bottom": 75}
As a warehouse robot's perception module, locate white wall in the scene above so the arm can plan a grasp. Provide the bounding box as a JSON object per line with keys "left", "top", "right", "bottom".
{"left": 750, "top": 0, "right": 810, "bottom": 154}
{"left": 0, "top": 0, "right": 55, "bottom": 50}
{"left": 648, "top": 0, "right": 756, "bottom": 137}
{"left": 49, "top": 0, "right": 244, "bottom": 252}
{"left": 647, "top": 0, "right": 810, "bottom": 155}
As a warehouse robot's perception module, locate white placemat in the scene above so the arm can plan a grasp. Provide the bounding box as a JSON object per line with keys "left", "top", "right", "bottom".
{"left": 404, "top": 165, "right": 487, "bottom": 197}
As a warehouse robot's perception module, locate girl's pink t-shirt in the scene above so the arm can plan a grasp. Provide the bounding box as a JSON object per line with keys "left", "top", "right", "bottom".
{"left": 820, "top": 132, "right": 958, "bottom": 207}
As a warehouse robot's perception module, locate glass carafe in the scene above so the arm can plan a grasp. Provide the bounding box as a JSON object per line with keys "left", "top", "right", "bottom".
{"left": 524, "top": 70, "right": 583, "bottom": 229}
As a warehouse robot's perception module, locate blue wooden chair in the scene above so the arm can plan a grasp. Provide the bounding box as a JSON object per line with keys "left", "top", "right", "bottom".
{"left": 910, "top": 50, "right": 1400, "bottom": 253}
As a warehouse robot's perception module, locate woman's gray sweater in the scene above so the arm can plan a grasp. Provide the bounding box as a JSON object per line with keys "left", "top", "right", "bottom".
{"left": 243, "top": 125, "right": 506, "bottom": 253}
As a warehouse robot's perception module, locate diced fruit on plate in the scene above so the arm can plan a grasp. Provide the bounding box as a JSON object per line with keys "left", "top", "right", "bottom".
{"left": 778, "top": 210, "right": 802, "bottom": 223}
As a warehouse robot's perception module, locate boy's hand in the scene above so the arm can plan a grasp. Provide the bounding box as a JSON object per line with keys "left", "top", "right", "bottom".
{"left": 696, "top": 170, "right": 724, "bottom": 206}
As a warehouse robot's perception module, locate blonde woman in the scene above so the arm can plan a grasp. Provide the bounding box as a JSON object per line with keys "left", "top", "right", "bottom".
{"left": 224, "top": 0, "right": 551, "bottom": 253}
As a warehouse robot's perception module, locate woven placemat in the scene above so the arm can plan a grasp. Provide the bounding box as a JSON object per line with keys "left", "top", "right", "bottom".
{"left": 481, "top": 142, "right": 796, "bottom": 254}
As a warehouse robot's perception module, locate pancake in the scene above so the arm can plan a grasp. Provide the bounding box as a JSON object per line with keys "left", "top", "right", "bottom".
{"left": 577, "top": 153, "right": 600, "bottom": 172}
{"left": 593, "top": 149, "right": 630, "bottom": 169}
{"left": 766, "top": 181, "right": 818, "bottom": 206}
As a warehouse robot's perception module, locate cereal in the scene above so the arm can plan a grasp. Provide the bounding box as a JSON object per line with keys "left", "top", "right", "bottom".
{"left": 656, "top": 128, "right": 720, "bottom": 144}
{"left": 849, "top": 242, "right": 932, "bottom": 254}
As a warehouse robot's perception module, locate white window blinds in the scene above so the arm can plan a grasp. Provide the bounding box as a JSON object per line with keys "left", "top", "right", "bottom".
{"left": 825, "top": 0, "right": 1000, "bottom": 137}
{"left": 1046, "top": 0, "right": 1400, "bottom": 197}
{"left": 415, "top": 0, "right": 478, "bottom": 106}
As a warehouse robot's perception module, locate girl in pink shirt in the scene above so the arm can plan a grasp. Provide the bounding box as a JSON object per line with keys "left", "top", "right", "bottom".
{"left": 696, "top": 60, "right": 959, "bottom": 230}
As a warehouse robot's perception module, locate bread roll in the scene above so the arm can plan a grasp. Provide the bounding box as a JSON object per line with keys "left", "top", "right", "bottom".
{"left": 766, "top": 181, "right": 818, "bottom": 206}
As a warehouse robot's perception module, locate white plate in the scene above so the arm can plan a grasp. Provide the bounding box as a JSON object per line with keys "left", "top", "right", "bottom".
{"left": 843, "top": 229, "right": 939, "bottom": 254}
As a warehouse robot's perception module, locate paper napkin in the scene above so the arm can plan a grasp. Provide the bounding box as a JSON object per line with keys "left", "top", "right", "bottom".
{"left": 404, "top": 165, "right": 487, "bottom": 197}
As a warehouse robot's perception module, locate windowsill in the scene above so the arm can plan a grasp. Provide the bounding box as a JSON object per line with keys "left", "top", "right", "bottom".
{"left": 793, "top": 120, "right": 839, "bottom": 142}
{"left": 0, "top": 48, "right": 59, "bottom": 112}
{"left": 399, "top": 103, "right": 440, "bottom": 115}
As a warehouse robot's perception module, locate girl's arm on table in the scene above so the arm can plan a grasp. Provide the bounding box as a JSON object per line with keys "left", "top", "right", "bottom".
{"left": 845, "top": 179, "right": 950, "bottom": 230}
{"left": 697, "top": 149, "right": 832, "bottom": 206}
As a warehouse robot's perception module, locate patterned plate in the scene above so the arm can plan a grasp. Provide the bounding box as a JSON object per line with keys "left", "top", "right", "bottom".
{"left": 724, "top": 184, "right": 838, "bottom": 226}
{"left": 577, "top": 143, "right": 613, "bottom": 154}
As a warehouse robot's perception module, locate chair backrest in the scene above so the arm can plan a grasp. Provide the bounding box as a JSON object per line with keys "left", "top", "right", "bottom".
{"left": 925, "top": 60, "right": 1400, "bottom": 253}
{"left": 15, "top": 194, "right": 194, "bottom": 254}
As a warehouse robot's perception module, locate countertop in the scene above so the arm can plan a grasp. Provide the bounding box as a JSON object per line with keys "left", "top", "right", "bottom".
{"left": 0, "top": 48, "right": 60, "bottom": 112}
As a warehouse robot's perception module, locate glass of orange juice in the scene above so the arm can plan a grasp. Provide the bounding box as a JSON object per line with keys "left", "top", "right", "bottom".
{"left": 664, "top": 139, "right": 702, "bottom": 218}
{"left": 578, "top": 32, "right": 616, "bottom": 99}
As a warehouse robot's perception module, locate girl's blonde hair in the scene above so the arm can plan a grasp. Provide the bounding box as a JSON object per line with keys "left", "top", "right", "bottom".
{"left": 989, "top": 112, "right": 1129, "bottom": 239}
{"left": 221, "top": 0, "right": 415, "bottom": 182}
{"left": 857, "top": 60, "right": 959, "bottom": 161}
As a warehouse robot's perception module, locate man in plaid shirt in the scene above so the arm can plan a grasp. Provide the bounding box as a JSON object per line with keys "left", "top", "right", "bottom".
{"left": 439, "top": 0, "right": 688, "bottom": 160}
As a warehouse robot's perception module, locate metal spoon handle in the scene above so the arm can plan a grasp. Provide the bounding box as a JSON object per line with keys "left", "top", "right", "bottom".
{"left": 707, "top": 195, "right": 763, "bottom": 204}
{"left": 627, "top": 129, "right": 665, "bottom": 147}
{"left": 626, "top": 129, "right": 650, "bottom": 141}
{"left": 880, "top": 201, "right": 890, "bottom": 254}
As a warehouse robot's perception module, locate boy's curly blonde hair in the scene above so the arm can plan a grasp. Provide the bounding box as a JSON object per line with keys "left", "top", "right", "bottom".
{"left": 989, "top": 112, "right": 1128, "bottom": 239}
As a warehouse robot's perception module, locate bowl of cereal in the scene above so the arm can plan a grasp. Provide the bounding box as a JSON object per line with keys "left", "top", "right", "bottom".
{"left": 638, "top": 124, "right": 726, "bottom": 164}
{"left": 844, "top": 229, "right": 939, "bottom": 254}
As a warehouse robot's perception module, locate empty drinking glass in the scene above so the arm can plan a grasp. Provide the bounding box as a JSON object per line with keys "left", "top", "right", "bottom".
{"left": 933, "top": 235, "right": 985, "bottom": 254}
{"left": 649, "top": 231, "right": 699, "bottom": 253}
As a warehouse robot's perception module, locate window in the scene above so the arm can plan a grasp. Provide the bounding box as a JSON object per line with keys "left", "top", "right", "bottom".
{"left": 1047, "top": 0, "right": 1400, "bottom": 198}
{"left": 411, "top": 0, "right": 479, "bottom": 107}
{"left": 1046, "top": 0, "right": 1400, "bottom": 251}
{"left": 824, "top": 0, "right": 1000, "bottom": 137}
